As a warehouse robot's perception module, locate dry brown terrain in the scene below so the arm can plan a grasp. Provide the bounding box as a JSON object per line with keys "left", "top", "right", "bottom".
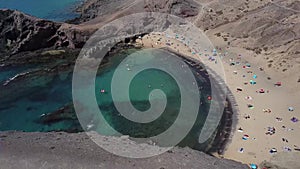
{"left": 1, "top": 0, "right": 299, "bottom": 168}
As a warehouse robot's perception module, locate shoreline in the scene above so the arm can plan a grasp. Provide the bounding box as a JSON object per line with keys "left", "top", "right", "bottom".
{"left": 0, "top": 31, "right": 237, "bottom": 157}
{"left": 134, "top": 31, "right": 300, "bottom": 167}
{"left": 1, "top": 0, "right": 299, "bottom": 167}
{"left": 134, "top": 33, "right": 237, "bottom": 156}
{"left": 90, "top": 36, "right": 236, "bottom": 155}
{"left": 161, "top": 47, "right": 238, "bottom": 155}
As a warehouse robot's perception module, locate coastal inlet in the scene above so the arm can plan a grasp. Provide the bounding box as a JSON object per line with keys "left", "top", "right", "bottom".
{"left": 0, "top": 44, "right": 232, "bottom": 154}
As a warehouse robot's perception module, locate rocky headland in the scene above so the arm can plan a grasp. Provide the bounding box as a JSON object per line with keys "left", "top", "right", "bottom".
{"left": 1, "top": 0, "right": 300, "bottom": 168}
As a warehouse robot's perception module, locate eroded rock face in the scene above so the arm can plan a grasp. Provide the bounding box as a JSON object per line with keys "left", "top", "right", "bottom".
{"left": 0, "top": 9, "right": 93, "bottom": 57}
{"left": 194, "top": 0, "right": 300, "bottom": 72}
{"left": 0, "top": 9, "right": 61, "bottom": 55}
{"left": 144, "top": 0, "right": 200, "bottom": 17}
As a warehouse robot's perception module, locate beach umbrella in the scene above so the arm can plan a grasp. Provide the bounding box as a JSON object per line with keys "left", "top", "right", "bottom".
{"left": 253, "top": 74, "right": 257, "bottom": 79}
{"left": 207, "top": 96, "right": 212, "bottom": 101}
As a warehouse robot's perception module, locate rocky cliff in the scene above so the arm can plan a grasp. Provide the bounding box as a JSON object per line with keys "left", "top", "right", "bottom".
{"left": 0, "top": 9, "right": 93, "bottom": 57}
{"left": 0, "top": 9, "right": 61, "bottom": 55}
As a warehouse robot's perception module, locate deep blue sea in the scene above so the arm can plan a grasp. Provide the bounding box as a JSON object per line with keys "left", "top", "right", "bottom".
{"left": 0, "top": 0, "right": 83, "bottom": 21}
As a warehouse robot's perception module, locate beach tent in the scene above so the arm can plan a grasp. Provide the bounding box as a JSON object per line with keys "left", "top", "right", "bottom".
{"left": 242, "top": 134, "right": 249, "bottom": 140}
{"left": 245, "top": 96, "right": 252, "bottom": 100}
{"left": 250, "top": 80, "right": 256, "bottom": 85}
{"left": 248, "top": 104, "right": 254, "bottom": 109}
{"left": 288, "top": 107, "right": 294, "bottom": 112}
{"left": 258, "top": 88, "right": 265, "bottom": 93}
{"left": 238, "top": 127, "right": 244, "bottom": 132}
{"left": 237, "top": 87, "right": 243, "bottom": 92}
{"left": 291, "top": 117, "right": 299, "bottom": 123}
{"left": 270, "top": 148, "right": 277, "bottom": 154}
{"left": 246, "top": 63, "right": 251, "bottom": 68}
{"left": 213, "top": 49, "right": 217, "bottom": 56}
{"left": 250, "top": 164, "right": 257, "bottom": 169}
{"left": 275, "top": 82, "right": 282, "bottom": 86}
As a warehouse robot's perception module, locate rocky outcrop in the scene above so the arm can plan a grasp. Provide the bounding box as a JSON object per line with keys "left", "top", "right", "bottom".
{"left": 68, "top": 0, "right": 200, "bottom": 24}
{"left": 0, "top": 9, "right": 61, "bottom": 55}
{"left": 68, "top": 0, "right": 139, "bottom": 24}
{"left": 0, "top": 131, "right": 249, "bottom": 169}
{"left": 0, "top": 9, "right": 92, "bottom": 57}
{"left": 194, "top": 0, "right": 300, "bottom": 73}
{"left": 144, "top": 0, "right": 200, "bottom": 17}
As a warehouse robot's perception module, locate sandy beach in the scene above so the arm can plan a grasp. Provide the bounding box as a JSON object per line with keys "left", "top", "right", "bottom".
{"left": 1, "top": 0, "right": 299, "bottom": 168}
{"left": 137, "top": 32, "right": 300, "bottom": 167}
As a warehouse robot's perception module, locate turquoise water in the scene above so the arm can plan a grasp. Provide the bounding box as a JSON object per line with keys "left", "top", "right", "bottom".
{"left": 0, "top": 66, "right": 75, "bottom": 131}
{"left": 94, "top": 50, "right": 183, "bottom": 137}
{"left": 0, "top": 48, "right": 213, "bottom": 150}
{"left": 0, "top": 0, "right": 83, "bottom": 21}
